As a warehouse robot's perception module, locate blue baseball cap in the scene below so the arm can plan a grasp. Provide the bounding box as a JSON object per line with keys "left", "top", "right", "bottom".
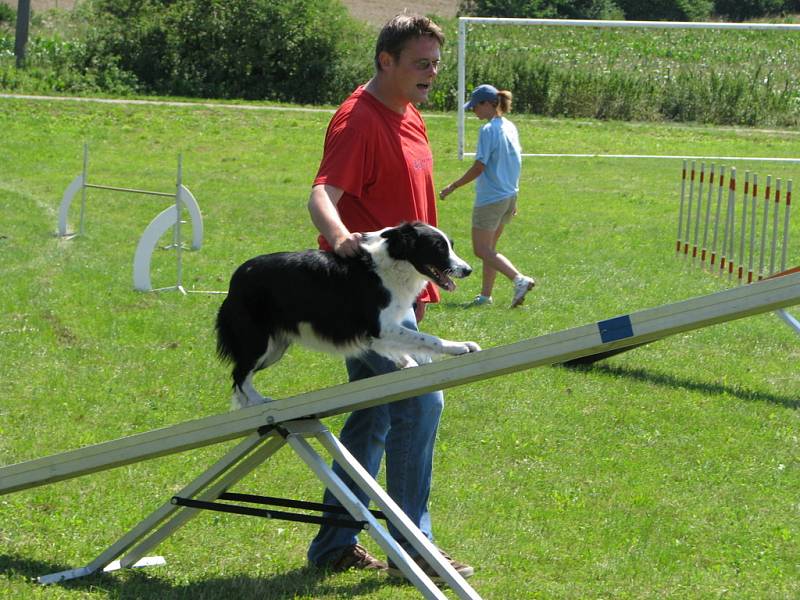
{"left": 464, "top": 84, "right": 498, "bottom": 110}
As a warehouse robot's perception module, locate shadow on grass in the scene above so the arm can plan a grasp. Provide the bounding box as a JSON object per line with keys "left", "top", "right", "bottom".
{"left": 566, "top": 362, "right": 800, "bottom": 409}
{"left": 0, "top": 553, "right": 397, "bottom": 599}
{"left": 433, "top": 300, "right": 797, "bottom": 409}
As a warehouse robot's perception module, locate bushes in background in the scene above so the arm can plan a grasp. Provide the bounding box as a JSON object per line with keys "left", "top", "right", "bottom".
{"left": 0, "top": 3, "right": 15, "bottom": 25}
{"left": 69, "top": 0, "right": 373, "bottom": 103}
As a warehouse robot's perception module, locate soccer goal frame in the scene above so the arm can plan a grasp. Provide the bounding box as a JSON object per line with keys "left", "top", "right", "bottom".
{"left": 456, "top": 17, "right": 800, "bottom": 163}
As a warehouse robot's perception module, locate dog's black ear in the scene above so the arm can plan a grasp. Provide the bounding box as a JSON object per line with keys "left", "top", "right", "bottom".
{"left": 381, "top": 222, "right": 418, "bottom": 259}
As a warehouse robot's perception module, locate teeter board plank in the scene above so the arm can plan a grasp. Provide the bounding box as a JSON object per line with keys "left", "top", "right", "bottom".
{"left": 1, "top": 271, "right": 798, "bottom": 496}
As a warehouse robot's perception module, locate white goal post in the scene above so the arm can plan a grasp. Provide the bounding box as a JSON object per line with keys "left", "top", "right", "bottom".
{"left": 456, "top": 17, "right": 800, "bottom": 162}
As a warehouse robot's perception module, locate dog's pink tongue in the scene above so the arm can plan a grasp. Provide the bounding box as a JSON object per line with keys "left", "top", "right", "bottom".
{"left": 443, "top": 276, "right": 456, "bottom": 292}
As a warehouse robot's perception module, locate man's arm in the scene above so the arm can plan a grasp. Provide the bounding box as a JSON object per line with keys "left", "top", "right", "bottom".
{"left": 308, "top": 184, "right": 363, "bottom": 257}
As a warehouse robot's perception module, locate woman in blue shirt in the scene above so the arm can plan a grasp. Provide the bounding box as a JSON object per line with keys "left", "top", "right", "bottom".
{"left": 440, "top": 84, "right": 535, "bottom": 308}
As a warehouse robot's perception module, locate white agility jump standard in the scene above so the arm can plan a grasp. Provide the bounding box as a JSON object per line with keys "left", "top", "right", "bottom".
{"left": 57, "top": 144, "right": 205, "bottom": 293}
{"left": 1, "top": 270, "right": 798, "bottom": 598}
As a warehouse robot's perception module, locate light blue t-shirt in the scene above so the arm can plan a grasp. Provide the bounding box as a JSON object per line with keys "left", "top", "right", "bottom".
{"left": 474, "top": 116, "right": 522, "bottom": 207}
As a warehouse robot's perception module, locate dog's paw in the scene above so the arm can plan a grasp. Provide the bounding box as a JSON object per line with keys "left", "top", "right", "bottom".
{"left": 442, "top": 340, "right": 482, "bottom": 355}
{"left": 231, "top": 390, "right": 273, "bottom": 411}
{"left": 453, "top": 341, "right": 481, "bottom": 354}
{"left": 396, "top": 354, "right": 419, "bottom": 369}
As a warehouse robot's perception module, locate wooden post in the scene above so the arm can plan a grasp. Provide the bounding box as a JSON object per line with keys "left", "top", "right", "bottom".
{"left": 14, "top": 0, "right": 31, "bottom": 68}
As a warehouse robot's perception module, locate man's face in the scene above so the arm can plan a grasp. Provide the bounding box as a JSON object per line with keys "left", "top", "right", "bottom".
{"left": 384, "top": 35, "right": 441, "bottom": 105}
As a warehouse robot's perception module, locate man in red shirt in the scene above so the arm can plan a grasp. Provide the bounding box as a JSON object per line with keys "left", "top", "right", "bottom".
{"left": 306, "top": 14, "right": 474, "bottom": 583}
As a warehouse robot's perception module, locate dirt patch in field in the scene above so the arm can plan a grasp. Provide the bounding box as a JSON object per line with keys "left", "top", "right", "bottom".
{"left": 3, "top": 0, "right": 459, "bottom": 25}
{"left": 340, "top": 0, "right": 459, "bottom": 25}
{"left": 3, "top": 0, "right": 76, "bottom": 10}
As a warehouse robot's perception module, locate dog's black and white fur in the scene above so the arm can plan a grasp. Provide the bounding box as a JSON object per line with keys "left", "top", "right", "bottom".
{"left": 216, "top": 221, "right": 481, "bottom": 409}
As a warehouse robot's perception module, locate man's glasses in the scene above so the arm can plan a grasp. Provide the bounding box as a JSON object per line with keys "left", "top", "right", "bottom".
{"left": 411, "top": 59, "right": 442, "bottom": 71}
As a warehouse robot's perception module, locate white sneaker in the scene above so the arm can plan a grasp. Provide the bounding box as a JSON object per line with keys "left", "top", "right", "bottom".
{"left": 511, "top": 275, "right": 535, "bottom": 308}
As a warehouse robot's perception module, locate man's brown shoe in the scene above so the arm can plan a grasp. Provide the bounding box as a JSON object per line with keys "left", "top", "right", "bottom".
{"left": 387, "top": 549, "right": 474, "bottom": 584}
{"left": 324, "top": 544, "right": 388, "bottom": 572}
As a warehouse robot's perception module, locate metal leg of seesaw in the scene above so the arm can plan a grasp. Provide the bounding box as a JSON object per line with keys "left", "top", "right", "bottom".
{"left": 775, "top": 309, "right": 800, "bottom": 337}
{"left": 283, "top": 420, "right": 482, "bottom": 600}
{"left": 38, "top": 428, "right": 285, "bottom": 584}
{"left": 38, "top": 419, "right": 483, "bottom": 600}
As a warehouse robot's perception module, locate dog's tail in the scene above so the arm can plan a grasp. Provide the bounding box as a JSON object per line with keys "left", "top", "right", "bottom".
{"left": 215, "top": 296, "right": 237, "bottom": 364}
{"left": 215, "top": 297, "right": 250, "bottom": 393}
{"left": 215, "top": 294, "right": 270, "bottom": 393}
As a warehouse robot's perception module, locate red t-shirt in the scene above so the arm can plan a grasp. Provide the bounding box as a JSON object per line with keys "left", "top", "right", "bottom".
{"left": 313, "top": 86, "right": 440, "bottom": 303}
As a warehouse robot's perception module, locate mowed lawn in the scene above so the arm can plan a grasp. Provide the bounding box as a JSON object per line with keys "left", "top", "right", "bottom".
{"left": 0, "top": 96, "right": 799, "bottom": 599}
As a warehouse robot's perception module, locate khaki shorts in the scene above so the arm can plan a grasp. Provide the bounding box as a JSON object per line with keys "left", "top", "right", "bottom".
{"left": 472, "top": 195, "right": 517, "bottom": 230}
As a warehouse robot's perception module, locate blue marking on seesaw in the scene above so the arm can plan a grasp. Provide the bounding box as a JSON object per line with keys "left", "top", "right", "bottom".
{"left": 598, "top": 315, "right": 634, "bottom": 343}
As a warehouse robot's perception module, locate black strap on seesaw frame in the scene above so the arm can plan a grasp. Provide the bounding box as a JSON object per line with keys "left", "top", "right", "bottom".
{"left": 171, "top": 492, "right": 387, "bottom": 530}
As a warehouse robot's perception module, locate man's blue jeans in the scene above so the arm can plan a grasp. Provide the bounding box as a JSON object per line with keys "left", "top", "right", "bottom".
{"left": 307, "top": 310, "right": 444, "bottom": 565}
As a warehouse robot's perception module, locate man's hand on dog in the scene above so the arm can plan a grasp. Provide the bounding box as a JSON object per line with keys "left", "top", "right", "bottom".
{"left": 333, "top": 232, "right": 364, "bottom": 257}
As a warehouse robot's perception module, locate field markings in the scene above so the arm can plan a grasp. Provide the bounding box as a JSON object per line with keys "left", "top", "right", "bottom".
{"left": 0, "top": 93, "right": 451, "bottom": 118}
{"left": 3, "top": 93, "right": 796, "bottom": 130}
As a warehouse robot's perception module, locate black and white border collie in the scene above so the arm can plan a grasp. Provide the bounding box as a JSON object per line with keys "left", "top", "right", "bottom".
{"left": 216, "top": 221, "right": 481, "bottom": 409}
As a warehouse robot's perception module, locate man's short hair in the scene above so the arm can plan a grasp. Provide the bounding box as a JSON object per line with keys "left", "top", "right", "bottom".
{"left": 374, "top": 14, "right": 444, "bottom": 71}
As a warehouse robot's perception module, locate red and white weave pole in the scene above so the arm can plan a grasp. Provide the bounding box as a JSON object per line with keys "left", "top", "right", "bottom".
{"left": 781, "top": 181, "right": 792, "bottom": 273}
{"left": 684, "top": 161, "right": 696, "bottom": 256}
{"left": 709, "top": 166, "right": 725, "bottom": 268}
{"left": 720, "top": 168, "right": 736, "bottom": 275}
{"left": 676, "top": 164, "right": 793, "bottom": 286}
{"left": 677, "top": 160, "right": 687, "bottom": 254}
{"left": 770, "top": 179, "right": 783, "bottom": 276}
{"left": 758, "top": 176, "right": 772, "bottom": 280}
{"left": 692, "top": 163, "right": 705, "bottom": 259}
{"left": 737, "top": 173, "right": 749, "bottom": 283}
{"left": 747, "top": 174, "right": 758, "bottom": 284}
{"left": 729, "top": 169, "right": 738, "bottom": 277}
{"left": 700, "top": 165, "right": 715, "bottom": 264}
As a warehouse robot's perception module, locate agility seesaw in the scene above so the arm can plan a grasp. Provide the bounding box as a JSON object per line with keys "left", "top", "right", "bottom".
{"left": 1, "top": 270, "right": 798, "bottom": 599}
{"left": 562, "top": 265, "right": 800, "bottom": 367}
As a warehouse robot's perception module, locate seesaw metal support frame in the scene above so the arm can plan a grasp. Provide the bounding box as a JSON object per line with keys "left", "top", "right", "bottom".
{"left": 3, "top": 270, "right": 800, "bottom": 598}
{"left": 37, "top": 420, "right": 479, "bottom": 600}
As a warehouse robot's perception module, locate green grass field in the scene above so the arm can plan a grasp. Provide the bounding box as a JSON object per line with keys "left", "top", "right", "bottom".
{"left": 1, "top": 96, "right": 799, "bottom": 599}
